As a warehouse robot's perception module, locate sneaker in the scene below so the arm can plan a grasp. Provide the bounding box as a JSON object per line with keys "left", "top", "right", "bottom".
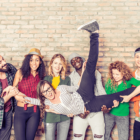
{"left": 77, "top": 20, "right": 99, "bottom": 33}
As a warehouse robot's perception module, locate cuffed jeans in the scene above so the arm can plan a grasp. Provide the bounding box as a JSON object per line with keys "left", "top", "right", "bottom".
{"left": 44, "top": 119, "right": 70, "bottom": 140}
{"left": 73, "top": 111, "right": 105, "bottom": 140}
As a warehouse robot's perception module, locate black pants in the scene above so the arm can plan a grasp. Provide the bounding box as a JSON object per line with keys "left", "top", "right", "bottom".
{"left": 14, "top": 106, "right": 40, "bottom": 140}
{"left": 77, "top": 33, "right": 137, "bottom": 112}
{"left": 133, "top": 120, "right": 140, "bottom": 140}
{"left": 0, "top": 109, "right": 12, "bottom": 140}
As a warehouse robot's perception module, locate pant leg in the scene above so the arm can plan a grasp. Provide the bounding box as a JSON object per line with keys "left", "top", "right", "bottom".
{"left": 77, "top": 33, "right": 99, "bottom": 102}
{"left": 26, "top": 106, "right": 40, "bottom": 140}
{"left": 57, "top": 119, "right": 70, "bottom": 140}
{"left": 115, "top": 115, "right": 129, "bottom": 140}
{"left": 89, "top": 112, "right": 105, "bottom": 140}
{"left": 14, "top": 106, "right": 27, "bottom": 140}
{"left": 73, "top": 116, "right": 89, "bottom": 140}
{"left": 0, "top": 109, "right": 12, "bottom": 140}
{"left": 133, "top": 120, "right": 140, "bottom": 140}
{"left": 87, "top": 87, "right": 137, "bottom": 112}
{"left": 104, "top": 113, "right": 115, "bottom": 140}
{"left": 44, "top": 122, "right": 56, "bottom": 140}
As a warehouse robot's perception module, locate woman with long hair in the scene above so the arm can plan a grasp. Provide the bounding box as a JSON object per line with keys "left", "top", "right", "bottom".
{"left": 104, "top": 61, "right": 140, "bottom": 140}
{"left": 13, "top": 48, "right": 45, "bottom": 140}
{"left": 42, "top": 54, "right": 71, "bottom": 140}
{"left": 24, "top": 21, "right": 140, "bottom": 119}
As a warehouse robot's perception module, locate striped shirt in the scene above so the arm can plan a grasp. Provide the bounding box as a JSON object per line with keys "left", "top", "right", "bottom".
{"left": 25, "top": 85, "right": 85, "bottom": 115}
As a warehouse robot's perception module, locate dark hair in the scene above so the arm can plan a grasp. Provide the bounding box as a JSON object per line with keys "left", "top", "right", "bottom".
{"left": 134, "top": 47, "right": 140, "bottom": 55}
{"left": 37, "top": 80, "right": 55, "bottom": 122}
{"left": 20, "top": 55, "right": 46, "bottom": 80}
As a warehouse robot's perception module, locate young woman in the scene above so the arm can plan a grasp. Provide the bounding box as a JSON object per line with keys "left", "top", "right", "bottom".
{"left": 25, "top": 21, "right": 140, "bottom": 118}
{"left": 104, "top": 60, "right": 140, "bottom": 140}
{"left": 42, "top": 54, "right": 71, "bottom": 140}
{"left": 130, "top": 47, "right": 140, "bottom": 140}
{"left": 13, "top": 48, "right": 45, "bottom": 140}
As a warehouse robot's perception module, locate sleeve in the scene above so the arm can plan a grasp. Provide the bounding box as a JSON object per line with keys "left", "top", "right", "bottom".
{"left": 95, "top": 70, "right": 107, "bottom": 95}
{"left": 129, "top": 77, "right": 140, "bottom": 87}
{"left": 25, "top": 97, "right": 50, "bottom": 106}
{"left": 66, "top": 76, "right": 71, "bottom": 86}
{"left": 25, "top": 97, "right": 41, "bottom": 105}
{"left": 0, "top": 98, "right": 4, "bottom": 110}
{"left": 59, "top": 85, "right": 79, "bottom": 93}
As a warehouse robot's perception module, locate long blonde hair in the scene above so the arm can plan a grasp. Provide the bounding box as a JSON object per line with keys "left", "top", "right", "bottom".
{"left": 48, "top": 54, "right": 67, "bottom": 80}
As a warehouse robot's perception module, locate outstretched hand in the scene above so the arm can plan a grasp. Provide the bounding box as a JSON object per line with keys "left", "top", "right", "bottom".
{"left": 120, "top": 95, "right": 131, "bottom": 103}
{"left": 112, "top": 100, "right": 119, "bottom": 108}
{"left": 101, "top": 105, "right": 111, "bottom": 113}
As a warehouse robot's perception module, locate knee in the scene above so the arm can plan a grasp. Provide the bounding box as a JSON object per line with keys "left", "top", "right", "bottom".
{"left": 94, "top": 134, "right": 103, "bottom": 138}
{"left": 74, "top": 134, "right": 83, "bottom": 137}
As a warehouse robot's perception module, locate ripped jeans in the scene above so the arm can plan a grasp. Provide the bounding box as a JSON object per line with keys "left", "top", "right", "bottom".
{"left": 73, "top": 111, "right": 105, "bottom": 140}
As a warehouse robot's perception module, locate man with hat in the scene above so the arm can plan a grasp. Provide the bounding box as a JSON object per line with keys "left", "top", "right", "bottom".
{"left": 0, "top": 55, "right": 17, "bottom": 140}
{"left": 68, "top": 52, "right": 106, "bottom": 140}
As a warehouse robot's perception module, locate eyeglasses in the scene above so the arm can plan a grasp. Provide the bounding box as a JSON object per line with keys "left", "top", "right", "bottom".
{"left": 42, "top": 86, "right": 52, "bottom": 96}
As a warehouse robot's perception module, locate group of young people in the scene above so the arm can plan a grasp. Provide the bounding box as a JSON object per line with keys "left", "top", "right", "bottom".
{"left": 0, "top": 20, "right": 140, "bottom": 140}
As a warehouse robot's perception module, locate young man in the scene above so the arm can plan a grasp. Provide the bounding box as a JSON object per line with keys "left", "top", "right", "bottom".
{"left": 130, "top": 47, "right": 140, "bottom": 140}
{"left": 0, "top": 55, "right": 17, "bottom": 140}
{"left": 68, "top": 20, "right": 106, "bottom": 140}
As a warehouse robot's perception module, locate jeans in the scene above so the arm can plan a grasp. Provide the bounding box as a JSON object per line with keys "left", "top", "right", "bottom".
{"left": 73, "top": 111, "right": 104, "bottom": 140}
{"left": 44, "top": 119, "right": 70, "bottom": 140}
{"left": 104, "top": 113, "right": 129, "bottom": 140}
{"left": 0, "top": 109, "right": 12, "bottom": 140}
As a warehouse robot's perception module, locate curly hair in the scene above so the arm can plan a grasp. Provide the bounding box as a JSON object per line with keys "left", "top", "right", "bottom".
{"left": 37, "top": 80, "right": 55, "bottom": 122}
{"left": 107, "top": 61, "right": 132, "bottom": 88}
{"left": 20, "top": 54, "right": 46, "bottom": 80}
{"left": 48, "top": 54, "right": 67, "bottom": 80}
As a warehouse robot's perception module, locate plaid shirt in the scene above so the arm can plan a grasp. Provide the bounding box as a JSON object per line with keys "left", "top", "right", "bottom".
{"left": 0, "top": 63, "right": 17, "bottom": 129}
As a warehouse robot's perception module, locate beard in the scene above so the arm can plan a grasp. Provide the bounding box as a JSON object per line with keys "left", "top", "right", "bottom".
{"left": 0, "top": 64, "right": 9, "bottom": 72}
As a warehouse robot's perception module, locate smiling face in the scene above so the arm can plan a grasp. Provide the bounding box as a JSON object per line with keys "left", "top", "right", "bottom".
{"left": 135, "top": 52, "right": 140, "bottom": 68}
{"left": 112, "top": 69, "right": 123, "bottom": 84}
{"left": 71, "top": 57, "right": 83, "bottom": 70}
{"left": 41, "top": 83, "right": 55, "bottom": 100}
{"left": 29, "top": 55, "right": 41, "bottom": 72}
{"left": 51, "top": 57, "right": 63, "bottom": 76}
{"left": 0, "top": 55, "right": 8, "bottom": 72}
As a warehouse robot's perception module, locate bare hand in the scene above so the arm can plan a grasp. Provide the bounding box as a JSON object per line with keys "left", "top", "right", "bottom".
{"left": 82, "top": 61, "right": 87, "bottom": 74}
{"left": 120, "top": 95, "right": 131, "bottom": 103}
{"left": 15, "top": 95, "right": 30, "bottom": 104}
{"left": 101, "top": 105, "right": 111, "bottom": 113}
{"left": 1, "top": 86, "right": 15, "bottom": 97}
{"left": 67, "top": 114, "right": 74, "bottom": 117}
{"left": 45, "top": 105, "right": 50, "bottom": 109}
{"left": 112, "top": 100, "right": 119, "bottom": 108}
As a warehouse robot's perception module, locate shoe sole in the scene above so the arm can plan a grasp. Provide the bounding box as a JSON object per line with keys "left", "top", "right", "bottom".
{"left": 77, "top": 20, "right": 97, "bottom": 31}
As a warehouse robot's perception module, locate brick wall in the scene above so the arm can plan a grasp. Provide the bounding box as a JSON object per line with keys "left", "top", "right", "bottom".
{"left": 0, "top": 0, "right": 139, "bottom": 140}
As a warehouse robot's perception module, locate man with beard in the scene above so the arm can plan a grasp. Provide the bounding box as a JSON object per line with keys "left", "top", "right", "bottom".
{"left": 0, "top": 55, "right": 17, "bottom": 140}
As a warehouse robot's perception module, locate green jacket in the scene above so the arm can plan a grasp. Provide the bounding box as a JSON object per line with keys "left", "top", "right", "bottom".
{"left": 105, "top": 77, "right": 140, "bottom": 116}
{"left": 44, "top": 75, "right": 71, "bottom": 123}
